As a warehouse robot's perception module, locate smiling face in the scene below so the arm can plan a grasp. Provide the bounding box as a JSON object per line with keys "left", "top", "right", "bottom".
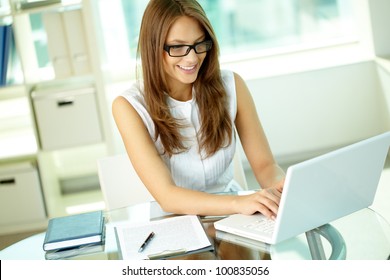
{"left": 163, "top": 16, "right": 207, "bottom": 100}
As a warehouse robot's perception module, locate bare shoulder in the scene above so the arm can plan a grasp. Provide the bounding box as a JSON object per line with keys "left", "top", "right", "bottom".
{"left": 112, "top": 96, "right": 138, "bottom": 117}
{"left": 112, "top": 95, "right": 129, "bottom": 112}
{"left": 233, "top": 72, "right": 246, "bottom": 87}
{"left": 111, "top": 95, "right": 145, "bottom": 136}
{"left": 232, "top": 72, "right": 254, "bottom": 108}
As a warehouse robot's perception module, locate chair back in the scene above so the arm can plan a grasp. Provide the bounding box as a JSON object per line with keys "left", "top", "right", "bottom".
{"left": 97, "top": 154, "right": 154, "bottom": 211}
{"left": 233, "top": 149, "right": 248, "bottom": 190}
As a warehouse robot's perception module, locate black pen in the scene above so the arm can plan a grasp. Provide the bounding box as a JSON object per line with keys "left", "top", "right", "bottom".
{"left": 138, "top": 232, "right": 155, "bottom": 253}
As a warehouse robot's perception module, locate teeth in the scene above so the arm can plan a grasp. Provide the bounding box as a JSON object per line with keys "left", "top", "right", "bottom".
{"left": 179, "top": 65, "right": 195, "bottom": 70}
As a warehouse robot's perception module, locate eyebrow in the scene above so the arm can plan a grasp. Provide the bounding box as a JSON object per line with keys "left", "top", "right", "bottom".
{"left": 166, "top": 35, "right": 206, "bottom": 45}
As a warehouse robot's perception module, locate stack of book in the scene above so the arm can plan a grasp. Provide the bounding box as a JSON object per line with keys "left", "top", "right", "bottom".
{"left": 43, "top": 210, "right": 106, "bottom": 260}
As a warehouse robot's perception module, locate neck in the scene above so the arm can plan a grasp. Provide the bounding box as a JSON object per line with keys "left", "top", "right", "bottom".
{"left": 168, "top": 84, "right": 193, "bottom": 101}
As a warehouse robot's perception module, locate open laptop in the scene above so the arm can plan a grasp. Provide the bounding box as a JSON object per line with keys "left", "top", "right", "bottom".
{"left": 214, "top": 131, "right": 390, "bottom": 244}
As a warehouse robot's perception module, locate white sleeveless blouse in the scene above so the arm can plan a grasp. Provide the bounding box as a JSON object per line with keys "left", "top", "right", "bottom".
{"left": 121, "top": 70, "right": 242, "bottom": 193}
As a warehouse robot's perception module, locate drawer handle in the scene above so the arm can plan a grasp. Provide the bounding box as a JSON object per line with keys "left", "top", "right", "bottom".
{"left": 0, "top": 178, "right": 16, "bottom": 185}
{"left": 57, "top": 100, "right": 74, "bottom": 107}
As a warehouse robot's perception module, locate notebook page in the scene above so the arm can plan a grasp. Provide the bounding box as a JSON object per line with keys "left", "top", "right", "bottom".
{"left": 115, "top": 215, "right": 212, "bottom": 259}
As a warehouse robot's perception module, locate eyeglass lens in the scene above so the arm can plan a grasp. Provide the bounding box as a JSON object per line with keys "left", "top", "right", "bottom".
{"left": 167, "top": 41, "right": 212, "bottom": 57}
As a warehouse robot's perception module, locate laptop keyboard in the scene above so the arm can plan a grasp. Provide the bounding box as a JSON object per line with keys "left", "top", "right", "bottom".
{"left": 244, "top": 216, "right": 275, "bottom": 234}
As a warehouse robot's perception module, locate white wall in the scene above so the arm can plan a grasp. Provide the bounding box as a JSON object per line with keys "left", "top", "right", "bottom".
{"left": 368, "top": 0, "right": 390, "bottom": 57}
{"left": 245, "top": 60, "right": 390, "bottom": 164}
{"left": 377, "top": 61, "right": 390, "bottom": 119}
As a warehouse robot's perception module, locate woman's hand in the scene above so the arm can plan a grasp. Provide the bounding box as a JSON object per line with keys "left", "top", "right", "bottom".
{"left": 234, "top": 179, "right": 284, "bottom": 219}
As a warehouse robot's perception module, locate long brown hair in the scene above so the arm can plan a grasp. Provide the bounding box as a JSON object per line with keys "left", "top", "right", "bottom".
{"left": 138, "top": 0, "right": 232, "bottom": 157}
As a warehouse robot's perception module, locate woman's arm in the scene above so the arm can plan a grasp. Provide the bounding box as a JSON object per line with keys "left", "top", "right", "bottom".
{"left": 234, "top": 72, "right": 285, "bottom": 191}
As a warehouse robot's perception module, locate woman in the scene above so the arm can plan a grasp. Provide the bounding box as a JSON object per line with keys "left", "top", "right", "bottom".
{"left": 112, "top": 0, "right": 285, "bottom": 219}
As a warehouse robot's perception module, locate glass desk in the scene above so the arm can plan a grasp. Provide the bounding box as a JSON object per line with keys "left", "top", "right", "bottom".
{"left": 1, "top": 202, "right": 389, "bottom": 260}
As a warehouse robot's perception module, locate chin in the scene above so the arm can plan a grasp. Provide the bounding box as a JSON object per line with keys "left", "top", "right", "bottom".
{"left": 178, "top": 72, "right": 199, "bottom": 84}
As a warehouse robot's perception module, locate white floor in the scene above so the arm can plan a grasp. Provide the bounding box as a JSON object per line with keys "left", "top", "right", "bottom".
{"left": 244, "top": 158, "right": 390, "bottom": 224}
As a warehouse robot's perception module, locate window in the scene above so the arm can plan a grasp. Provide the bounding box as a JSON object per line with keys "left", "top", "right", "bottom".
{"left": 99, "top": 0, "right": 356, "bottom": 77}
{"left": 198, "top": 0, "right": 356, "bottom": 58}
{"left": 29, "top": 0, "right": 357, "bottom": 80}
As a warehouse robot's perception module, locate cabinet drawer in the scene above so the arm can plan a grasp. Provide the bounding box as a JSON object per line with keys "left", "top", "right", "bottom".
{"left": 32, "top": 87, "right": 103, "bottom": 150}
{"left": 0, "top": 163, "right": 46, "bottom": 226}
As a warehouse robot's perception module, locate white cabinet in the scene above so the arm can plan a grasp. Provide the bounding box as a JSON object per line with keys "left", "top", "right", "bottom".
{"left": 0, "top": 162, "right": 46, "bottom": 227}
{"left": 0, "top": 0, "right": 111, "bottom": 231}
{"left": 32, "top": 85, "right": 103, "bottom": 150}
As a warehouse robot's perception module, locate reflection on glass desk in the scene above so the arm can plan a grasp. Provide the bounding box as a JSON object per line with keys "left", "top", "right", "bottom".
{"left": 1, "top": 202, "right": 389, "bottom": 260}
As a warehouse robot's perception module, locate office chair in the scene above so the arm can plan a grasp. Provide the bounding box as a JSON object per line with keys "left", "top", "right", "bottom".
{"left": 97, "top": 149, "right": 248, "bottom": 211}
{"left": 232, "top": 148, "right": 248, "bottom": 190}
{"left": 97, "top": 153, "right": 155, "bottom": 211}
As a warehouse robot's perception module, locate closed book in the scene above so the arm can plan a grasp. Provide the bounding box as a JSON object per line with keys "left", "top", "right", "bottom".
{"left": 0, "top": 24, "right": 12, "bottom": 86}
{"left": 44, "top": 244, "right": 105, "bottom": 260}
{"left": 43, "top": 210, "right": 105, "bottom": 251}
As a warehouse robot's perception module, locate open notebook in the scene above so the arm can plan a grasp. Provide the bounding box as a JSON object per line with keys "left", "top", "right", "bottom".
{"left": 215, "top": 131, "right": 390, "bottom": 245}
{"left": 115, "top": 215, "right": 213, "bottom": 259}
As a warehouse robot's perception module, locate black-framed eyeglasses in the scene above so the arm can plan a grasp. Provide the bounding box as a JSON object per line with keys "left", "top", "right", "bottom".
{"left": 163, "top": 40, "right": 213, "bottom": 57}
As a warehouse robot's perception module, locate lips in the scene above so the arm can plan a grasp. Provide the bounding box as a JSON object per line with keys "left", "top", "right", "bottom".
{"left": 178, "top": 65, "right": 197, "bottom": 71}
